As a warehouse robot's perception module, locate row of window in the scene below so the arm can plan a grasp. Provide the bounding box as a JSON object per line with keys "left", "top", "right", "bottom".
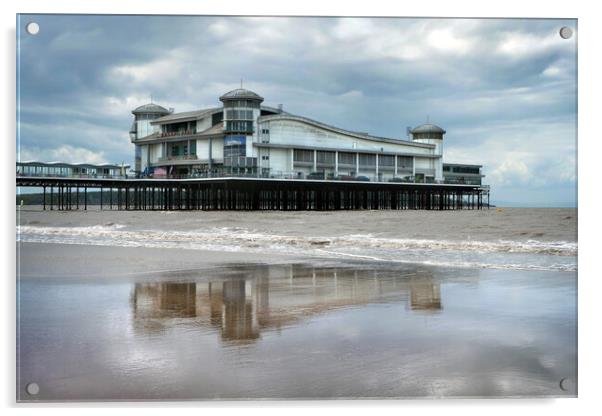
{"left": 443, "top": 166, "right": 480, "bottom": 174}
{"left": 224, "top": 121, "right": 254, "bottom": 133}
{"left": 413, "top": 133, "right": 443, "bottom": 139}
{"left": 223, "top": 156, "right": 257, "bottom": 167}
{"left": 224, "top": 109, "right": 254, "bottom": 120}
{"left": 162, "top": 121, "right": 195, "bottom": 134}
{"left": 293, "top": 150, "right": 414, "bottom": 168}
{"left": 18, "top": 166, "right": 116, "bottom": 175}
{"left": 170, "top": 141, "right": 197, "bottom": 156}
{"left": 223, "top": 100, "right": 261, "bottom": 109}
{"left": 224, "top": 144, "right": 246, "bottom": 158}
{"left": 135, "top": 113, "right": 163, "bottom": 121}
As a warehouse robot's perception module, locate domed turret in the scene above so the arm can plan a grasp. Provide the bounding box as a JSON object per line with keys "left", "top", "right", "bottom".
{"left": 410, "top": 122, "right": 445, "bottom": 182}
{"left": 219, "top": 88, "right": 264, "bottom": 103}
{"left": 220, "top": 88, "right": 263, "bottom": 134}
{"left": 410, "top": 122, "right": 445, "bottom": 155}
{"left": 130, "top": 102, "right": 171, "bottom": 140}
{"left": 410, "top": 123, "right": 446, "bottom": 138}
{"left": 131, "top": 102, "right": 171, "bottom": 174}
{"left": 131, "top": 103, "right": 171, "bottom": 116}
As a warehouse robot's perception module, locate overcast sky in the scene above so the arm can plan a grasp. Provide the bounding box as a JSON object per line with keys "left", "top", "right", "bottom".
{"left": 17, "top": 15, "right": 577, "bottom": 206}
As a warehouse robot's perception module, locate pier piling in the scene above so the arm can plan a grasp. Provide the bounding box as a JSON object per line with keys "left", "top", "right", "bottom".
{"left": 17, "top": 177, "right": 489, "bottom": 211}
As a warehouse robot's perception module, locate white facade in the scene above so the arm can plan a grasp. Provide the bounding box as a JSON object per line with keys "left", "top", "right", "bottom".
{"left": 136, "top": 119, "right": 160, "bottom": 139}
{"left": 129, "top": 88, "right": 472, "bottom": 183}
{"left": 255, "top": 115, "right": 441, "bottom": 181}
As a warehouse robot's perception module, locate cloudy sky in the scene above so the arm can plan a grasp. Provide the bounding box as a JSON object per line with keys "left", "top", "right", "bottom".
{"left": 17, "top": 15, "right": 577, "bottom": 206}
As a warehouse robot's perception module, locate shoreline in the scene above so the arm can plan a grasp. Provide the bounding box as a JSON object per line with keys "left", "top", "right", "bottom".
{"left": 16, "top": 208, "right": 578, "bottom": 275}
{"left": 17, "top": 241, "right": 577, "bottom": 281}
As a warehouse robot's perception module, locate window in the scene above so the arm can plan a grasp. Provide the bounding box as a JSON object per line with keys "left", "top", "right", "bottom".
{"left": 338, "top": 152, "right": 356, "bottom": 165}
{"left": 224, "top": 136, "right": 246, "bottom": 158}
{"left": 226, "top": 109, "right": 253, "bottom": 120}
{"left": 224, "top": 145, "right": 246, "bottom": 158}
{"left": 317, "top": 151, "right": 335, "bottom": 164}
{"left": 169, "top": 142, "right": 192, "bottom": 157}
{"left": 379, "top": 154, "right": 395, "bottom": 166}
{"left": 224, "top": 100, "right": 260, "bottom": 109}
{"left": 398, "top": 156, "right": 413, "bottom": 169}
{"left": 225, "top": 120, "right": 253, "bottom": 133}
{"left": 262, "top": 155, "right": 269, "bottom": 161}
{"left": 358, "top": 153, "right": 376, "bottom": 166}
{"left": 294, "top": 149, "right": 314, "bottom": 163}
{"left": 452, "top": 166, "right": 480, "bottom": 174}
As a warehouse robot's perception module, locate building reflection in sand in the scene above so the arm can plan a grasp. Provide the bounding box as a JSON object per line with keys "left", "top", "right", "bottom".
{"left": 131, "top": 264, "right": 449, "bottom": 343}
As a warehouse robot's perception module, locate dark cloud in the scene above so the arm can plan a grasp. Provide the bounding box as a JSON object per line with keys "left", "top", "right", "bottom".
{"left": 17, "top": 15, "right": 577, "bottom": 206}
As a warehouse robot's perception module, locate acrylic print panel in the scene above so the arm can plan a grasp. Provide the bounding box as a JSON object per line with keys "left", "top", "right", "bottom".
{"left": 16, "top": 15, "right": 577, "bottom": 401}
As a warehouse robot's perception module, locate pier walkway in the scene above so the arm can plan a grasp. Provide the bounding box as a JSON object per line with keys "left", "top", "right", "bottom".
{"left": 16, "top": 176, "right": 489, "bottom": 211}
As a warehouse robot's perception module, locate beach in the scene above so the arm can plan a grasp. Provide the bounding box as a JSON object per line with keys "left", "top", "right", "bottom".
{"left": 16, "top": 208, "right": 577, "bottom": 400}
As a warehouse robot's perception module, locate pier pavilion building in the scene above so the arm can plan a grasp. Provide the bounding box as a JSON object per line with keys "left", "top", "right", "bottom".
{"left": 129, "top": 88, "right": 484, "bottom": 185}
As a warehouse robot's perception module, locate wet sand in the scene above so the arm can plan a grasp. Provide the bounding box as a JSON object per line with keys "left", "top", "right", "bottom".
{"left": 17, "top": 242, "right": 577, "bottom": 400}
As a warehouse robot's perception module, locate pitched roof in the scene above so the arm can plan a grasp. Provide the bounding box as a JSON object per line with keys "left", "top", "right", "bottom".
{"left": 135, "top": 122, "right": 225, "bottom": 143}
{"left": 151, "top": 107, "right": 222, "bottom": 124}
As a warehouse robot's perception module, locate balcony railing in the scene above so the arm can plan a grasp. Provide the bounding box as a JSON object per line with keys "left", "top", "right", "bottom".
{"left": 415, "top": 168, "right": 436, "bottom": 176}
{"left": 158, "top": 154, "right": 199, "bottom": 162}
{"left": 16, "top": 172, "right": 129, "bottom": 179}
{"left": 223, "top": 156, "right": 257, "bottom": 167}
{"left": 160, "top": 130, "right": 196, "bottom": 138}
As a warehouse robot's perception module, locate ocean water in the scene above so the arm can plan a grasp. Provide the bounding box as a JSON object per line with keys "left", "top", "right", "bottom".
{"left": 16, "top": 208, "right": 578, "bottom": 400}
{"left": 17, "top": 207, "right": 577, "bottom": 272}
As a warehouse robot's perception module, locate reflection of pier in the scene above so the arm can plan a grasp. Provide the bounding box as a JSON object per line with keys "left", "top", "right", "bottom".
{"left": 130, "top": 265, "right": 445, "bottom": 343}
{"left": 410, "top": 283, "right": 441, "bottom": 311}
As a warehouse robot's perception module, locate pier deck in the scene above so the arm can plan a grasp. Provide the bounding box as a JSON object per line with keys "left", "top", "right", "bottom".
{"left": 16, "top": 176, "right": 489, "bottom": 210}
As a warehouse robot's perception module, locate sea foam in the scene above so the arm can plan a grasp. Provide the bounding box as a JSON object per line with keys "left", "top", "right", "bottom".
{"left": 16, "top": 225, "right": 577, "bottom": 272}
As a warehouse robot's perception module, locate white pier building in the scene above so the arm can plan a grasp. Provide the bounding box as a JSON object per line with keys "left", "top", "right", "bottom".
{"left": 129, "top": 88, "right": 484, "bottom": 185}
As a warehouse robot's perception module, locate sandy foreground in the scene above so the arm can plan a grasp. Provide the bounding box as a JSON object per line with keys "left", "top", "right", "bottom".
{"left": 16, "top": 210, "right": 577, "bottom": 400}
{"left": 17, "top": 242, "right": 303, "bottom": 280}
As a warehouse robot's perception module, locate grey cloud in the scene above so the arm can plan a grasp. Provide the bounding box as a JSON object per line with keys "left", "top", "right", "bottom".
{"left": 17, "top": 15, "right": 577, "bottom": 206}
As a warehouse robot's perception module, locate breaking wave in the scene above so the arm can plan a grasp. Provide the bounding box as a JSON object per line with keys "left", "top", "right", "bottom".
{"left": 16, "top": 225, "right": 577, "bottom": 272}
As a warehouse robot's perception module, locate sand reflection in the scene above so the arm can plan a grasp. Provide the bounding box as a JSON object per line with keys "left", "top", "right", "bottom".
{"left": 131, "top": 264, "right": 447, "bottom": 342}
